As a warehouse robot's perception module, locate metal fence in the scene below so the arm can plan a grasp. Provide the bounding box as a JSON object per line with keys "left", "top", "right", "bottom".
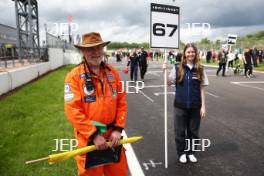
{"left": 0, "top": 47, "right": 48, "bottom": 69}
{"left": 0, "top": 32, "right": 76, "bottom": 69}
{"left": 46, "top": 32, "right": 75, "bottom": 50}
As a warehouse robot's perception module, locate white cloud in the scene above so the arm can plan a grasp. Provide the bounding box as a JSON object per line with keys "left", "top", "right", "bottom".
{"left": 181, "top": 24, "right": 264, "bottom": 43}
{"left": 0, "top": 0, "right": 264, "bottom": 44}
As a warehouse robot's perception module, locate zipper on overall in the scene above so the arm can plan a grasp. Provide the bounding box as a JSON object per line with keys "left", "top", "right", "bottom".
{"left": 187, "top": 71, "right": 190, "bottom": 108}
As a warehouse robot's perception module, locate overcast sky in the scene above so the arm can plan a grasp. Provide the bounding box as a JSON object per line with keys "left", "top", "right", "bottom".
{"left": 1, "top": 0, "right": 264, "bottom": 43}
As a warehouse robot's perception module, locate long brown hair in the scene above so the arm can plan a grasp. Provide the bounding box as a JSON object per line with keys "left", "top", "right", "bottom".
{"left": 177, "top": 43, "right": 204, "bottom": 83}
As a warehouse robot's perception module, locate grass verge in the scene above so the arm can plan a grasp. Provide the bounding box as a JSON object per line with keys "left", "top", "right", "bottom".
{"left": 0, "top": 65, "right": 78, "bottom": 176}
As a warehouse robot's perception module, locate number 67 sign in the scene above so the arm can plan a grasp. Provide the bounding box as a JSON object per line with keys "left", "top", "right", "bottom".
{"left": 150, "top": 3, "right": 180, "bottom": 49}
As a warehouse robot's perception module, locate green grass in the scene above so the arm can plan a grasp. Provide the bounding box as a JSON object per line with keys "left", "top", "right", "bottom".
{"left": 0, "top": 65, "right": 78, "bottom": 176}
{"left": 200, "top": 59, "right": 218, "bottom": 66}
{"left": 256, "top": 63, "right": 264, "bottom": 71}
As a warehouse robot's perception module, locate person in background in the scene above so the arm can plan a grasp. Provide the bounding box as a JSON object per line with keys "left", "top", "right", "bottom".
{"left": 127, "top": 49, "right": 140, "bottom": 81}
{"left": 176, "top": 51, "right": 182, "bottom": 63}
{"left": 216, "top": 49, "right": 227, "bottom": 77}
{"left": 139, "top": 47, "right": 148, "bottom": 80}
{"left": 206, "top": 49, "right": 212, "bottom": 63}
{"left": 243, "top": 48, "right": 254, "bottom": 78}
{"left": 116, "top": 51, "right": 121, "bottom": 62}
{"left": 252, "top": 48, "right": 258, "bottom": 67}
{"left": 228, "top": 50, "right": 235, "bottom": 69}
{"left": 212, "top": 49, "right": 217, "bottom": 63}
{"left": 257, "top": 48, "right": 263, "bottom": 63}
{"left": 262, "top": 49, "right": 264, "bottom": 63}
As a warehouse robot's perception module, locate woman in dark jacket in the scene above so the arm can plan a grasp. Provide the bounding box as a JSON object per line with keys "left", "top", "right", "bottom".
{"left": 127, "top": 50, "right": 140, "bottom": 81}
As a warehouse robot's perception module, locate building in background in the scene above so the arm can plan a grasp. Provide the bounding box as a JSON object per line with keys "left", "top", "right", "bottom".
{"left": 0, "top": 23, "right": 18, "bottom": 58}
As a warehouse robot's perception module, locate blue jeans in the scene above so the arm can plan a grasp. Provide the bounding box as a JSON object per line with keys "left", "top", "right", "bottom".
{"left": 130, "top": 65, "right": 138, "bottom": 81}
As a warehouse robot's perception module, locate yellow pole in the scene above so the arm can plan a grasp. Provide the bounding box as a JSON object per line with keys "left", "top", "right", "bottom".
{"left": 25, "top": 136, "right": 143, "bottom": 165}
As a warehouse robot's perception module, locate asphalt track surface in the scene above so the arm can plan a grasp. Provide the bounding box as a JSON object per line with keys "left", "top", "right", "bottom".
{"left": 110, "top": 59, "right": 264, "bottom": 176}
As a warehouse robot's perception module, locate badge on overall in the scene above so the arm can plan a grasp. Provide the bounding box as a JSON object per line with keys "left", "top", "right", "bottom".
{"left": 107, "top": 74, "right": 114, "bottom": 81}
{"left": 84, "top": 95, "right": 96, "bottom": 102}
{"left": 84, "top": 86, "right": 94, "bottom": 95}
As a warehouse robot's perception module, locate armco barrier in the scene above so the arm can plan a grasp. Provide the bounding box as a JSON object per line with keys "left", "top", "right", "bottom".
{"left": 8, "top": 65, "right": 39, "bottom": 90}
{"left": 0, "top": 72, "right": 9, "bottom": 96}
{"left": 49, "top": 48, "right": 64, "bottom": 70}
{"left": 63, "top": 50, "right": 82, "bottom": 65}
{"left": 37, "top": 62, "right": 51, "bottom": 76}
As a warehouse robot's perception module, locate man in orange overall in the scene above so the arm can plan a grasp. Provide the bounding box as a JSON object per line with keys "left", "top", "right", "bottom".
{"left": 64, "top": 32, "right": 128, "bottom": 176}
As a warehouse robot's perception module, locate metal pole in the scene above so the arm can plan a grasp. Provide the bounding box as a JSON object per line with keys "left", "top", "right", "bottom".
{"left": 4, "top": 48, "right": 7, "bottom": 68}
{"left": 44, "top": 23, "right": 48, "bottom": 47}
{"left": 14, "top": 0, "right": 21, "bottom": 62}
{"left": 35, "top": 1, "right": 40, "bottom": 59}
{"left": 28, "top": 0, "right": 33, "bottom": 63}
{"left": 164, "top": 49, "right": 168, "bottom": 168}
{"left": 12, "top": 48, "right": 15, "bottom": 67}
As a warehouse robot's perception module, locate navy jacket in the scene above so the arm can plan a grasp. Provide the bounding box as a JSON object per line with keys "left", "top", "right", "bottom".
{"left": 174, "top": 65, "right": 202, "bottom": 109}
{"left": 127, "top": 53, "right": 140, "bottom": 67}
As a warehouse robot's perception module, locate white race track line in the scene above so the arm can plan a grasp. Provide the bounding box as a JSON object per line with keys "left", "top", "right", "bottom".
{"left": 144, "top": 85, "right": 164, "bottom": 88}
{"left": 153, "top": 91, "right": 219, "bottom": 98}
{"left": 148, "top": 70, "right": 163, "bottom": 73}
{"left": 231, "top": 81, "right": 264, "bottom": 91}
{"left": 122, "top": 131, "right": 145, "bottom": 176}
{"left": 138, "top": 90, "right": 154, "bottom": 102}
{"left": 205, "top": 91, "right": 219, "bottom": 98}
{"left": 147, "top": 72, "right": 161, "bottom": 77}
{"left": 144, "top": 85, "right": 175, "bottom": 88}
{"left": 232, "top": 81, "right": 264, "bottom": 84}
{"left": 154, "top": 92, "right": 175, "bottom": 96}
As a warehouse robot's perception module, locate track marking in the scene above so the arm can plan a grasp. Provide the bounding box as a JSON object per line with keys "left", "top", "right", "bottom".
{"left": 147, "top": 72, "right": 160, "bottom": 77}
{"left": 231, "top": 81, "right": 264, "bottom": 92}
{"left": 232, "top": 81, "right": 264, "bottom": 84}
{"left": 205, "top": 69, "right": 216, "bottom": 73}
{"left": 138, "top": 90, "right": 154, "bottom": 102}
{"left": 122, "top": 131, "right": 145, "bottom": 176}
{"left": 148, "top": 70, "right": 163, "bottom": 73}
{"left": 146, "top": 71, "right": 163, "bottom": 77}
{"left": 153, "top": 91, "right": 219, "bottom": 98}
{"left": 144, "top": 85, "right": 175, "bottom": 88}
{"left": 154, "top": 92, "right": 175, "bottom": 96}
{"left": 142, "top": 160, "right": 163, "bottom": 170}
{"left": 144, "top": 85, "right": 164, "bottom": 88}
{"left": 205, "top": 91, "right": 219, "bottom": 98}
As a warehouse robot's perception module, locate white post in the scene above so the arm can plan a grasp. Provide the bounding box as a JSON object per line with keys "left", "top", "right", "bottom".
{"left": 164, "top": 49, "right": 168, "bottom": 168}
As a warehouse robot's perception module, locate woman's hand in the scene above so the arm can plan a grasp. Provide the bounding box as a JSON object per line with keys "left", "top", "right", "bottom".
{"left": 162, "top": 61, "right": 167, "bottom": 71}
{"left": 200, "top": 106, "right": 206, "bottom": 119}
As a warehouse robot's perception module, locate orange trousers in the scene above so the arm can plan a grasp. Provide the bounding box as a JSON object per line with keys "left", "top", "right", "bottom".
{"left": 75, "top": 147, "right": 128, "bottom": 176}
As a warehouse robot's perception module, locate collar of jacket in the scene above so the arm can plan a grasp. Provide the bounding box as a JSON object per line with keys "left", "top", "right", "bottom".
{"left": 83, "top": 61, "right": 112, "bottom": 76}
{"left": 184, "top": 64, "right": 196, "bottom": 71}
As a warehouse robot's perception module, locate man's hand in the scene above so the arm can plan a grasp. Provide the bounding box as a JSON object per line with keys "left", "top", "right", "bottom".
{"left": 109, "top": 131, "right": 121, "bottom": 147}
{"left": 93, "top": 135, "right": 108, "bottom": 150}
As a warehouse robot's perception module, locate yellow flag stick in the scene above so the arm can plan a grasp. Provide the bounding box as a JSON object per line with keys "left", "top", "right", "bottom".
{"left": 25, "top": 136, "right": 143, "bottom": 165}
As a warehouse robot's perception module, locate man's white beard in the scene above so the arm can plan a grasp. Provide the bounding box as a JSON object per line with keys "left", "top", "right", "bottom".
{"left": 88, "top": 57, "right": 102, "bottom": 67}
